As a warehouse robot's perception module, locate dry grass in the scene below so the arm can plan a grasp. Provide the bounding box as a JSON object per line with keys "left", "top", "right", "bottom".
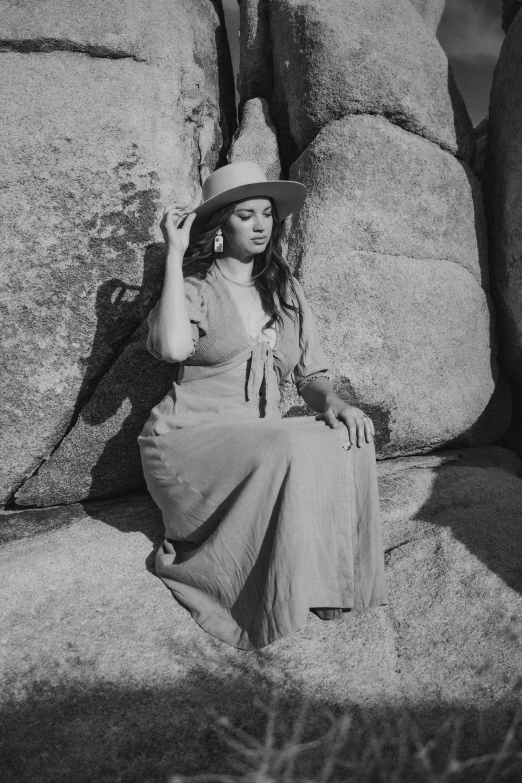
{"left": 171, "top": 697, "right": 522, "bottom": 783}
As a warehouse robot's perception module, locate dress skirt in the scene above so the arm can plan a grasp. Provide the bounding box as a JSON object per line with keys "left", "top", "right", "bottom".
{"left": 138, "top": 415, "right": 388, "bottom": 651}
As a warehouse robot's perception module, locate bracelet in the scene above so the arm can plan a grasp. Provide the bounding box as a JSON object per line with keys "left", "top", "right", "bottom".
{"left": 297, "top": 373, "right": 331, "bottom": 394}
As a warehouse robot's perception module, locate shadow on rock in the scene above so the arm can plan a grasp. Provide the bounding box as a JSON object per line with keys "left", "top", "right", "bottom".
{"left": 75, "top": 242, "right": 166, "bottom": 413}
{"left": 13, "top": 242, "right": 178, "bottom": 508}
{"left": 79, "top": 493, "right": 165, "bottom": 573}
{"left": 381, "top": 447, "right": 522, "bottom": 599}
{"left": 1, "top": 661, "right": 521, "bottom": 783}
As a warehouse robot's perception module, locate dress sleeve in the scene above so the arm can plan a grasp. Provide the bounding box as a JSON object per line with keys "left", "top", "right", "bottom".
{"left": 290, "top": 278, "right": 331, "bottom": 395}
{"left": 146, "top": 276, "right": 208, "bottom": 362}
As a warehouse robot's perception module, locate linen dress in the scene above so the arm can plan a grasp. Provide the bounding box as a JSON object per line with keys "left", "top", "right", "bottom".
{"left": 138, "top": 264, "right": 388, "bottom": 650}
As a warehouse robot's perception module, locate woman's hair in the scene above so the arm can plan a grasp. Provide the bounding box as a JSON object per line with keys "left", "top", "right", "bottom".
{"left": 183, "top": 198, "right": 300, "bottom": 328}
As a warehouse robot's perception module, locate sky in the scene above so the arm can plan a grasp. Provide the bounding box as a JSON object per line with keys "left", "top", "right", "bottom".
{"left": 437, "top": 0, "right": 504, "bottom": 124}
{"left": 222, "top": 0, "right": 505, "bottom": 127}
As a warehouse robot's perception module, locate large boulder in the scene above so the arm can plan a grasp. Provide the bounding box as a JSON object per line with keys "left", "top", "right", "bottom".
{"left": 282, "top": 115, "right": 499, "bottom": 456}
{"left": 287, "top": 115, "right": 487, "bottom": 283}
{"left": 0, "top": 0, "right": 235, "bottom": 505}
{"left": 227, "top": 97, "right": 282, "bottom": 179}
{"left": 14, "top": 322, "right": 177, "bottom": 507}
{"left": 234, "top": 0, "right": 506, "bottom": 456}
{"left": 2, "top": 446, "right": 522, "bottom": 780}
{"left": 378, "top": 446, "right": 522, "bottom": 704}
{"left": 483, "top": 12, "right": 522, "bottom": 456}
{"left": 484, "top": 13, "right": 522, "bottom": 388}
{"left": 267, "top": 0, "right": 474, "bottom": 170}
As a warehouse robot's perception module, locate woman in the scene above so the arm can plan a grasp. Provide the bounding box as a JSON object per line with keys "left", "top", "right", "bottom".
{"left": 138, "top": 161, "right": 388, "bottom": 650}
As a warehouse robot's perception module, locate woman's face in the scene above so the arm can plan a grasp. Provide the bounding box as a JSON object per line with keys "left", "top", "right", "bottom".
{"left": 222, "top": 197, "right": 273, "bottom": 260}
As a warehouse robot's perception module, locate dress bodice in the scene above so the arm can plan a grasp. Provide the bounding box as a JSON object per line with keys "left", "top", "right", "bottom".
{"left": 143, "top": 264, "right": 331, "bottom": 433}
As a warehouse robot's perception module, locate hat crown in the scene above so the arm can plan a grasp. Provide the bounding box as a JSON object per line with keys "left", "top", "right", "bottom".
{"left": 202, "top": 161, "right": 268, "bottom": 203}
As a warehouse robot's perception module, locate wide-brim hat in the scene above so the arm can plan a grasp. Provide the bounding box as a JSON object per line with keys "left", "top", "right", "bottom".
{"left": 191, "top": 161, "right": 307, "bottom": 225}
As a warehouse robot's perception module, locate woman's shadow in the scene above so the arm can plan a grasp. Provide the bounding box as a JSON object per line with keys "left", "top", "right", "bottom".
{"left": 76, "top": 242, "right": 179, "bottom": 557}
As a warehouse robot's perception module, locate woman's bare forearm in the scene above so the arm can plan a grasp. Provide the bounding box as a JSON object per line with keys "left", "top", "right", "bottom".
{"left": 299, "top": 377, "right": 339, "bottom": 413}
{"left": 149, "top": 250, "right": 194, "bottom": 363}
{"left": 300, "top": 377, "right": 375, "bottom": 446}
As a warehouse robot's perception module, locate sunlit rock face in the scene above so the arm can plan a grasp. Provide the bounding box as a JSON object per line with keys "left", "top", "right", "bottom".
{"left": 227, "top": 97, "right": 282, "bottom": 180}
{"left": 235, "top": 0, "right": 503, "bottom": 457}
{"left": 284, "top": 115, "right": 495, "bottom": 456}
{"left": 484, "top": 11, "right": 522, "bottom": 452}
{"left": 267, "top": 0, "right": 475, "bottom": 171}
{"left": 0, "top": 0, "right": 235, "bottom": 505}
{"left": 4, "top": 447, "right": 522, "bottom": 754}
{"left": 0, "top": 0, "right": 508, "bottom": 506}
{"left": 15, "top": 321, "right": 178, "bottom": 506}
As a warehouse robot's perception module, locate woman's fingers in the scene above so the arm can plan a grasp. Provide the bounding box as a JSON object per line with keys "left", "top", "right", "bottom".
{"left": 338, "top": 410, "right": 357, "bottom": 445}
{"left": 163, "top": 202, "right": 190, "bottom": 215}
{"left": 357, "top": 417, "right": 366, "bottom": 447}
{"left": 322, "top": 408, "right": 342, "bottom": 429}
{"left": 338, "top": 410, "right": 375, "bottom": 447}
{"left": 181, "top": 212, "right": 197, "bottom": 231}
{"left": 320, "top": 406, "right": 375, "bottom": 447}
{"left": 163, "top": 204, "right": 192, "bottom": 227}
{"left": 363, "top": 416, "right": 375, "bottom": 441}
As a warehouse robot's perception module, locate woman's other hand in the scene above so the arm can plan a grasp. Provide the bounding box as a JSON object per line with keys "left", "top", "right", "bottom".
{"left": 298, "top": 377, "right": 374, "bottom": 448}
{"left": 160, "top": 204, "right": 197, "bottom": 256}
{"left": 320, "top": 401, "right": 375, "bottom": 448}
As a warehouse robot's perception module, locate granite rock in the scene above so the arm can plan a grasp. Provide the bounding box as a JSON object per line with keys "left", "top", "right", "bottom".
{"left": 268, "top": 0, "right": 474, "bottom": 169}
{"left": 2, "top": 447, "right": 522, "bottom": 779}
{"left": 15, "top": 321, "right": 177, "bottom": 506}
{"left": 0, "top": 0, "right": 235, "bottom": 504}
{"left": 408, "top": 0, "right": 446, "bottom": 32}
{"left": 286, "top": 115, "right": 488, "bottom": 284}
{"left": 484, "top": 13, "right": 522, "bottom": 388}
{"left": 281, "top": 116, "right": 500, "bottom": 456}
{"left": 228, "top": 97, "right": 282, "bottom": 179}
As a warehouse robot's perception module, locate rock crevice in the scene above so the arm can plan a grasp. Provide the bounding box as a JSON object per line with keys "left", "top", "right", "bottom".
{"left": 0, "top": 38, "right": 147, "bottom": 60}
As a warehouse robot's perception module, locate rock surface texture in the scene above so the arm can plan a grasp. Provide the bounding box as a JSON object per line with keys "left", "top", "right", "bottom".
{"left": 484, "top": 13, "right": 522, "bottom": 454}
{"left": 0, "top": 0, "right": 235, "bottom": 505}
{"left": 268, "top": 0, "right": 474, "bottom": 170}
{"left": 0, "top": 0, "right": 508, "bottom": 504}
{"left": 1, "top": 446, "right": 522, "bottom": 779}
{"left": 408, "top": 0, "right": 446, "bottom": 32}
{"left": 15, "top": 323, "right": 178, "bottom": 506}
{"left": 227, "top": 97, "right": 282, "bottom": 179}
{"left": 235, "top": 0, "right": 505, "bottom": 457}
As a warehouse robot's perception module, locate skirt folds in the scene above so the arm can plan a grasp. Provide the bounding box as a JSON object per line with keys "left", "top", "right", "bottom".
{"left": 138, "top": 416, "right": 388, "bottom": 650}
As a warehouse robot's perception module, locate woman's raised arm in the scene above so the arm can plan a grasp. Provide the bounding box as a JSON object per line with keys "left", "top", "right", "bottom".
{"left": 148, "top": 205, "right": 197, "bottom": 363}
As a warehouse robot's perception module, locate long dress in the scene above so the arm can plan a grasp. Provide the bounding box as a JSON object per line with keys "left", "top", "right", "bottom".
{"left": 137, "top": 264, "right": 388, "bottom": 650}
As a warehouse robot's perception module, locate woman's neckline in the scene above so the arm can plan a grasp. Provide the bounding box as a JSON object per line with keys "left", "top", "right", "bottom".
{"left": 214, "top": 261, "right": 255, "bottom": 287}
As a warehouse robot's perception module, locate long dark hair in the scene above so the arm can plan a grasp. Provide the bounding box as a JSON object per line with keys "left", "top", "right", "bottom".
{"left": 183, "top": 199, "right": 300, "bottom": 328}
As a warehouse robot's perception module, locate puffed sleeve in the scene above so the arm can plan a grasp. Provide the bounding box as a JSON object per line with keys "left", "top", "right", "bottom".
{"left": 290, "top": 278, "right": 331, "bottom": 394}
{"left": 146, "top": 276, "right": 208, "bottom": 362}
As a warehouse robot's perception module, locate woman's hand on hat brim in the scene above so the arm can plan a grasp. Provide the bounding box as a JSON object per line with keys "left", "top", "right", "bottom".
{"left": 160, "top": 204, "right": 197, "bottom": 257}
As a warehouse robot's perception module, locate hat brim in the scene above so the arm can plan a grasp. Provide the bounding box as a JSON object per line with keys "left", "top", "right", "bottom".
{"left": 191, "top": 180, "right": 307, "bottom": 226}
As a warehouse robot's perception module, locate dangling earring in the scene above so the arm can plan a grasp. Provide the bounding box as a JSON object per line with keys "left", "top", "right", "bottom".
{"left": 214, "top": 228, "right": 223, "bottom": 253}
